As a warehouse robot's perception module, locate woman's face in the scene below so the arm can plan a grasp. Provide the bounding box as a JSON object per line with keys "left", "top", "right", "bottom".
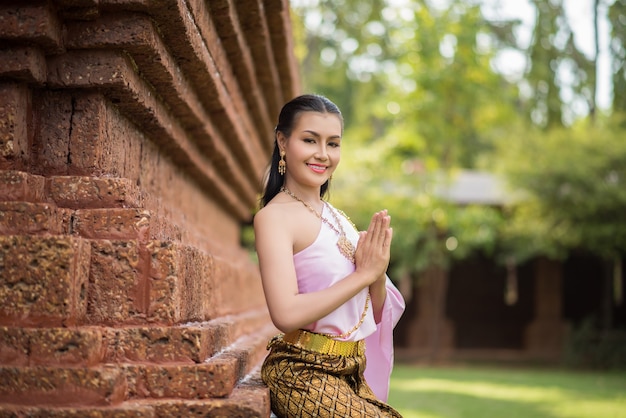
{"left": 279, "top": 111, "right": 343, "bottom": 189}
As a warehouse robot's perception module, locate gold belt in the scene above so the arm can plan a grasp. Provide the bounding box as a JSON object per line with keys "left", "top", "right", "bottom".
{"left": 280, "top": 329, "right": 365, "bottom": 357}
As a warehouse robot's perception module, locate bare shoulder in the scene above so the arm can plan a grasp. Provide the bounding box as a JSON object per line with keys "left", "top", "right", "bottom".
{"left": 253, "top": 199, "right": 299, "bottom": 239}
{"left": 255, "top": 201, "right": 289, "bottom": 228}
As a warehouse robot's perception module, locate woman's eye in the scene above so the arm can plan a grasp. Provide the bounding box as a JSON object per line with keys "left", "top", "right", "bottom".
{"left": 329, "top": 142, "right": 340, "bottom": 148}
{"left": 304, "top": 138, "right": 316, "bottom": 143}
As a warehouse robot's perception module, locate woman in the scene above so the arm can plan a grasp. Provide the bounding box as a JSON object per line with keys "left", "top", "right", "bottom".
{"left": 254, "top": 94, "right": 405, "bottom": 417}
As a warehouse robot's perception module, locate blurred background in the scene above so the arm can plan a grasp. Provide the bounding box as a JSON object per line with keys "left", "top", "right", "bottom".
{"left": 287, "top": 0, "right": 626, "bottom": 370}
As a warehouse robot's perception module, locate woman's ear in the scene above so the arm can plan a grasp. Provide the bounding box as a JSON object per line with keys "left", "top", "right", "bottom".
{"left": 276, "top": 131, "right": 287, "bottom": 153}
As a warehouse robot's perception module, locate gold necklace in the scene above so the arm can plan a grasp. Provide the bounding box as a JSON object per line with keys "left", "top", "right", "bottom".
{"left": 281, "top": 187, "right": 356, "bottom": 263}
{"left": 280, "top": 186, "right": 369, "bottom": 340}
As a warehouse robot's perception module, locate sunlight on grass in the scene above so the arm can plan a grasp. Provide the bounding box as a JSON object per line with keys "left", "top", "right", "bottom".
{"left": 388, "top": 365, "right": 626, "bottom": 418}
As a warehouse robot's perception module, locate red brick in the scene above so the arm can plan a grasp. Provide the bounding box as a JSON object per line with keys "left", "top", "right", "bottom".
{"left": 73, "top": 208, "right": 150, "bottom": 240}
{"left": 0, "top": 326, "right": 28, "bottom": 366}
{"left": 31, "top": 90, "right": 74, "bottom": 174}
{"left": 212, "top": 254, "right": 266, "bottom": 316}
{"left": 0, "top": 47, "right": 47, "bottom": 84}
{"left": 0, "top": 365, "right": 126, "bottom": 407}
{"left": 149, "top": 241, "right": 219, "bottom": 321}
{"left": 87, "top": 239, "right": 143, "bottom": 324}
{"left": 0, "top": 170, "right": 45, "bottom": 202}
{"left": 49, "top": 176, "right": 141, "bottom": 209}
{"left": 125, "top": 357, "right": 238, "bottom": 400}
{"left": 29, "top": 327, "right": 105, "bottom": 367}
{"left": 219, "top": 323, "right": 276, "bottom": 381}
{"left": 0, "top": 3, "right": 63, "bottom": 53}
{"left": 0, "top": 326, "right": 104, "bottom": 367}
{"left": 103, "top": 325, "right": 215, "bottom": 364}
{"left": 0, "top": 83, "right": 31, "bottom": 169}
{"left": 148, "top": 241, "right": 216, "bottom": 322}
{"left": 33, "top": 90, "right": 144, "bottom": 179}
{"left": 0, "top": 403, "right": 155, "bottom": 418}
{"left": 153, "top": 382, "right": 271, "bottom": 418}
{"left": 0, "top": 202, "right": 71, "bottom": 235}
{"left": 33, "top": 91, "right": 119, "bottom": 176}
{"left": 0, "top": 235, "right": 90, "bottom": 326}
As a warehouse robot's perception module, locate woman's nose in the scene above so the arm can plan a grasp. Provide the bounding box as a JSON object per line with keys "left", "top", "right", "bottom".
{"left": 315, "top": 145, "right": 328, "bottom": 160}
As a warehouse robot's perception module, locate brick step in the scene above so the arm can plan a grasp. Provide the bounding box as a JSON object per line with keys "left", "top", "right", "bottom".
{"left": 151, "top": 379, "right": 271, "bottom": 417}
{"left": 0, "top": 311, "right": 273, "bottom": 367}
{"left": 0, "top": 377, "right": 271, "bottom": 418}
{"left": 0, "top": 365, "right": 127, "bottom": 407}
{"left": 0, "top": 324, "right": 275, "bottom": 407}
{"left": 0, "top": 171, "right": 46, "bottom": 202}
{"left": 0, "top": 402, "right": 155, "bottom": 417}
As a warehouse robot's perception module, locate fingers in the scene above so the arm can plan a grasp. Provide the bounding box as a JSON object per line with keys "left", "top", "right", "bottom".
{"left": 364, "top": 210, "right": 392, "bottom": 248}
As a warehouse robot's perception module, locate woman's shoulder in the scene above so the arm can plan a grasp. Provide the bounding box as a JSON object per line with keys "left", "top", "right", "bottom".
{"left": 254, "top": 198, "right": 295, "bottom": 228}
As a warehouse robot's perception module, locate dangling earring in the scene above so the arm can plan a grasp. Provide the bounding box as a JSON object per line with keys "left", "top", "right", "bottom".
{"left": 278, "top": 150, "right": 286, "bottom": 175}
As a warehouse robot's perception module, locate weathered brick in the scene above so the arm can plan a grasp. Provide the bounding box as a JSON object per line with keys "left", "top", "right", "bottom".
{"left": 73, "top": 208, "right": 150, "bottom": 240}
{"left": 125, "top": 357, "right": 238, "bottom": 400}
{"left": 0, "top": 326, "right": 104, "bottom": 367}
{"left": 87, "top": 239, "right": 143, "bottom": 324}
{"left": 0, "top": 47, "right": 47, "bottom": 84}
{"left": 220, "top": 323, "right": 277, "bottom": 381}
{"left": 148, "top": 241, "right": 216, "bottom": 323}
{"left": 212, "top": 254, "right": 266, "bottom": 316}
{"left": 0, "top": 170, "right": 45, "bottom": 202}
{"left": 0, "top": 83, "right": 31, "bottom": 169}
{"left": 0, "top": 2, "right": 63, "bottom": 53}
{"left": 30, "top": 327, "right": 104, "bottom": 367}
{"left": 0, "top": 365, "right": 126, "bottom": 406}
{"left": 31, "top": 90, "right": 74, "bottom": 174}
{"left": 46, "top": 50, "right": 251, "bottom": 219}
{"left": 0, "top": 235, "right": 90, "bottom": 326}
{"left": 0, "top": 326, "right": 28, "bottom": 366}
{"left": 49, "top": 176, "right": 141, "bottom": 209}
{"left": 0, "top": 202, "right": 71, "bottom": 235}
{"left": 0, "top": 403, "right": 155, "bottom": 418}
{"left": 153, "top": 383, "right": 271, "bottom": 418}
{"left": 103, "top": 325, "right": 215, "bottom": 364}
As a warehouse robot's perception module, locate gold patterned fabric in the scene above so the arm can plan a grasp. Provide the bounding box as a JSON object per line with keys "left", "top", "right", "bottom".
{"left": 261, "top": 333, "right": 403, "bottom": 417}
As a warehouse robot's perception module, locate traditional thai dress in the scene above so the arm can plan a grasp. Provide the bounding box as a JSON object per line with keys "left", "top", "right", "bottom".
{"left": 261, "top": 202, "right": 406, "bottom": 417}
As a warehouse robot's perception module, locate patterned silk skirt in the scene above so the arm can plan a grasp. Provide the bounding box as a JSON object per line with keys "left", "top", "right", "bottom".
{"left": 261, "top": 332, "right": 403, "bottom": 418}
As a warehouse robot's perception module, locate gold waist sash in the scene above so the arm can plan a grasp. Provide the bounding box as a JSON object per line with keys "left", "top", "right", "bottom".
{"left": 281, "top": 329, "right": 364, "bottom": 357}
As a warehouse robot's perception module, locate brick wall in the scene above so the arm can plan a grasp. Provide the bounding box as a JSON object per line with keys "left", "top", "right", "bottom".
{"left": 0, "top": 1, "right": 299, "bottom": 416}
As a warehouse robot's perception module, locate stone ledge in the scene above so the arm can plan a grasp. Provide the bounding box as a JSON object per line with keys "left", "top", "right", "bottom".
{"left": 0, "top": 3, "right": 64, "bottom": 54}
{"left": 0, "top": 46, "right": 47, "bottom": 84}
{"left": 49, "top": 176, "right": 142, "bottom": 209}
{"left": 0, "top": 365, "right": 127, "bottom": 407}
{"left": 0, "top": 201, "right": 72, "bottom": 235}
{"left": 0, "top": 171, "right": 46, "bottom": 202}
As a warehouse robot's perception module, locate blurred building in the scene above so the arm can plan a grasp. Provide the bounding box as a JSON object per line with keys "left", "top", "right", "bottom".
{"left": 395, "top": 170, "right": 626, "bottom": 365}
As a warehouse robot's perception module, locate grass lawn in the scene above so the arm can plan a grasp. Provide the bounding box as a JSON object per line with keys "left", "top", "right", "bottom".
{"left": 388, "top": 364, "right": 626, "bottom": 418}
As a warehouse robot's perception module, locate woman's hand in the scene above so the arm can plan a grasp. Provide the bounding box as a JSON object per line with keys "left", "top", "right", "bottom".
{"left": 354, "top": 210, "right": 393, "bottom": 285}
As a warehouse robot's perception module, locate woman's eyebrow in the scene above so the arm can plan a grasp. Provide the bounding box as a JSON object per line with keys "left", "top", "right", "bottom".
{"left": 302, "top": 130, "right": 341, "bottom": 140}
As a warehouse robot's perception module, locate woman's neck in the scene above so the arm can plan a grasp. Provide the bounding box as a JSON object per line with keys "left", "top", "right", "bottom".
{"left": 281, "top": 182, "right": 321, "bottom": 206}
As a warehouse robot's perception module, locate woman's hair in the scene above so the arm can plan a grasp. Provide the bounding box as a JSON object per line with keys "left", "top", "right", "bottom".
{"left": 260, "top": 94, "right": 343, "bottom": 207}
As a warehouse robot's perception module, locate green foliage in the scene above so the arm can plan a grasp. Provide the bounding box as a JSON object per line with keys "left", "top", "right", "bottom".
{"left": 496, "top": 117, "right": 626, "bottom": 259}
